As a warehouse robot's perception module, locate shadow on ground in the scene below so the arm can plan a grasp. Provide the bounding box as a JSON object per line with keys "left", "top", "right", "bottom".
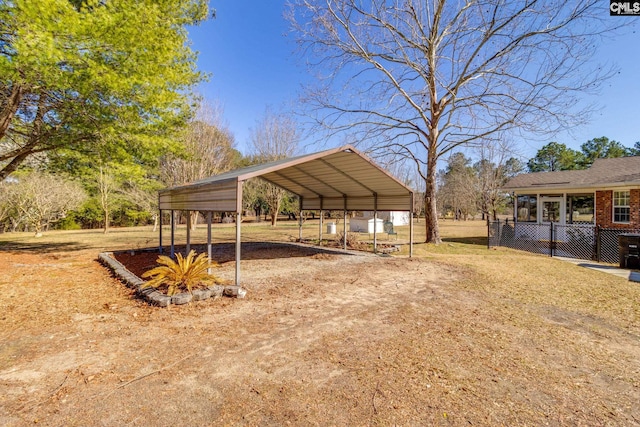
{"left": 0, "top": 240, "right": 92, "bottom": 254}
{"left": 442, "top": 236, "right": 488, "bottom": 246}
{"left": 161, "top": 242, "right": 356, "bottom": 262}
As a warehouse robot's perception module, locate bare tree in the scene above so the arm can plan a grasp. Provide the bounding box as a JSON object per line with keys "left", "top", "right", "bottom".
{"left": 120, "top": 179, "right": 162, "bottom": 231}
{"left": 249, "top": 107, "right": 299, "bottom": 227}
{"left": 97, "top": 166, "right": 117, "bottom": 234}
{"left": 0, "top": 179, "right": 17, "bottom": 232}
{"left": 2, "top": 172, "right": 85, "bottom": 236}
{"left": 438, "top": 153, "right": 478, "bottom": 220}
{"left": 160, "top": 101, "right": 236, "bottom": 228}
{"left": 474, "top": 140, "right": 523, "bottom": 220}
{"left": 161, "top": 102, "right": 236, "bottom": 187}
{"left": 288, "top": 0, "right": 620, "bottom": 243}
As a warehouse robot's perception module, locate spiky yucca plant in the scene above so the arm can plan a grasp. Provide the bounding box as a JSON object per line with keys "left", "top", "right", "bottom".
{"left": 141, "top": 250, "right": 218, "bottom": 296}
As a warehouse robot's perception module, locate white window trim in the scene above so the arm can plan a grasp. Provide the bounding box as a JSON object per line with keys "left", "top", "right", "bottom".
{"left": 612, "top": 190, "right": 631, "bottom": 224}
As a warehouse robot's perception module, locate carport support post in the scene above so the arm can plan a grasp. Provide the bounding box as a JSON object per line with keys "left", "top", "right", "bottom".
{"left": 373, "top": 193, "right": 378, "bottom": 254}
{"left": 235, "top": 212, "right": 241, "bottom": 286}
{"left": 170, "top": 209, "right": 175, "bottom": 258}
{"left": 186, "top": 210, "right": 191, "bottom": 255}
{"left": 298, "top": 196, "right": 303, "bottom": 242}
{"left": 343, "top": 195, "right": 348, "bottom": 251}
{"left": 207, "top": 211, "right": 212, "bottom": 274}
{"left": 319, "top": 197, "right": 324, "bottom": 247}
{"left": 158, "top": 209, "right": 163, "bottom": 254}
{"left": 409, "top": 192, "right": 414, "bottom": 258}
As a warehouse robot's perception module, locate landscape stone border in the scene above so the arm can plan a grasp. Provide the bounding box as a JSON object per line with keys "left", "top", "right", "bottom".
{"left": 98, "top": 251, "right": 246, "bottom": 307}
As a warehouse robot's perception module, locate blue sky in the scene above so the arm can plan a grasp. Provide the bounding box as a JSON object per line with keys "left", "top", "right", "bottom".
{"left": 189, "top": 3, "right": 640, "bottom": 160}
{"left": 188, "top": 2, "right": 308, "bottom": 155}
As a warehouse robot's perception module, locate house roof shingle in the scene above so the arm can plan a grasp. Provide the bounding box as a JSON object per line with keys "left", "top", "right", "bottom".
{"left": 503, "top": 156, "right": 640, "bottom": 192}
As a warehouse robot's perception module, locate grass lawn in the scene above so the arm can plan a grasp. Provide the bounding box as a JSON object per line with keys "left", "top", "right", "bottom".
{"left": 1, "top": 219, "right": 639, "bottom": 425}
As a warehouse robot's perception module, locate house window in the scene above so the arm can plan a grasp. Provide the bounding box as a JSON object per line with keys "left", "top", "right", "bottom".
{"left": 566, "top": 194, "right": 594, "bottom": 224}
{"left": 613, "top": 191, "right": 630, "bottom": 223}
{"left": 517, "top": 195, "right": 537, "bottom": 222}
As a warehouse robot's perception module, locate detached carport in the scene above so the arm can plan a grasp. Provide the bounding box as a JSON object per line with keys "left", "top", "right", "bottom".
{"left": 158, "top": 145, "right": 414, "bottom": 286}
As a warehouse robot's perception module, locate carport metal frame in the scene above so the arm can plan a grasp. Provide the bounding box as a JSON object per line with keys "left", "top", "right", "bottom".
{"left": 157, "top": 145, "right": 414, "bottom": 286}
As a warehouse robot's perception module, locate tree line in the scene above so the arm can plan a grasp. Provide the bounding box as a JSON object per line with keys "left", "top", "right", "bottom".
{"left": 0, "top": 1, "right": 300, "bottom": 235}
{"left": 527, "top": 137, "right": 640, "bottom": 172}
{"left": 0, "top": 103, "right": 301, "bottom": 234}
{"left": 0, "top": 1, "right": 626, "bottom": 241}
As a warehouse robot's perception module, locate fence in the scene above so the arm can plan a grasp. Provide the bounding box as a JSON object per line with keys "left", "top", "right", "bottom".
{"left": 488, "top": 220, "right": 640, "bottom": 264}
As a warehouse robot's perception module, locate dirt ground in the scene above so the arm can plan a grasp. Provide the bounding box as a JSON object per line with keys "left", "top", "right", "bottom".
{"left": 1, "top": 241, "right": 640, "bottom": 426}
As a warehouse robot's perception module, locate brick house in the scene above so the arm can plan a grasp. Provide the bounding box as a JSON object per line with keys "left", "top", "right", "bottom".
{"left": 503, "top": 156, "right": 640, "bottom": 229}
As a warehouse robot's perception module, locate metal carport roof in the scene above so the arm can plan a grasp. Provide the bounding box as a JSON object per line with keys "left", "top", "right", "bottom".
{"left": 157, "top": 145, "right": 415, "bottom": 288}
{"left": 158, "top": 145, "right": 413, "bottom": 212}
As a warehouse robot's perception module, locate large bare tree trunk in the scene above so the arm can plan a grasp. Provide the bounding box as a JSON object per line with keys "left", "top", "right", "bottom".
{"left": 424, "top": 150, "right": 441, "bottom": 244}
{"left": 190, "top": 211, "right": 199, "bottom": 230}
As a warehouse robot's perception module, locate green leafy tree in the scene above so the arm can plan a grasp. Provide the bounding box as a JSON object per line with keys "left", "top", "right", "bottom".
{"left": 580, "top": 136, "right": 631, "bottom": 167}
{"left": 0, "top": 0, "right": 209, "bottom": 180}
{"left": 527, "top": 142, "right": 584, "bottom": 172}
